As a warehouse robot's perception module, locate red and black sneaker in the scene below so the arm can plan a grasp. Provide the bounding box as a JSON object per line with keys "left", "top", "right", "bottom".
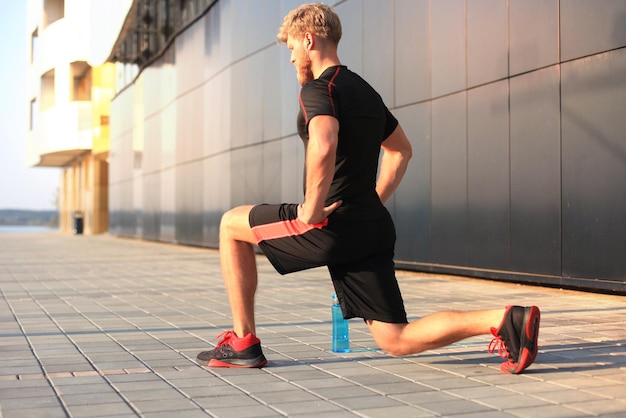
{"left": 488, "top": 305, "right": 540, "bottom": 374}
{"left": 196, "top": 331, "right": 268, "bottom": 368}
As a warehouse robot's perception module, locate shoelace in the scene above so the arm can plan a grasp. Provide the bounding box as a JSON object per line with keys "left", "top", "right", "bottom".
{"left": 215, "top": 330, "right": 235, "bottom": 347}
{"left": 488, "top": 329, "right": 510, "bottom": 359}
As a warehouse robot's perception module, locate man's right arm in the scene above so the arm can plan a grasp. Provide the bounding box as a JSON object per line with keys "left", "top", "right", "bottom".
{"left": 298, "top": 115, "right": 342, "bottom": 224}
{"left": 376, "top": 125, "right": 412, "bottom": 205}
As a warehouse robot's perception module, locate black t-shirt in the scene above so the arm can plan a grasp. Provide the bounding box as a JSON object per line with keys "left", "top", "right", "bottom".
{"left": 297, "top": 65, "right": 399, "bottom": 219}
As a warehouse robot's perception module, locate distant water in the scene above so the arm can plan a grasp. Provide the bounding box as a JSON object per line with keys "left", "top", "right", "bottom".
{"left": 0, "top": 226, "right": 58, "bottom": 233}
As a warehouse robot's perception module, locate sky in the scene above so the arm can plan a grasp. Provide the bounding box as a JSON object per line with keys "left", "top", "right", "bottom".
{"left": 0, "top": 1, "right": 59, "bottom": 210}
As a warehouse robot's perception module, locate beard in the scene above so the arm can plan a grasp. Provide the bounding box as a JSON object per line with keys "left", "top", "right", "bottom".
{"left": 296, "top": 54, "right": 314, "bottom": 85}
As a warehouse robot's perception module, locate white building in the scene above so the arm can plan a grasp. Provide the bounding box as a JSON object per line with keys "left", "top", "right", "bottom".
{"left": 25, "top": 0, "right": 130, "bottom": 233}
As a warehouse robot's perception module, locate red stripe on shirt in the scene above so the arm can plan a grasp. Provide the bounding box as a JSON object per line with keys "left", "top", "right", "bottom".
{"left": 252, "top": 218, "right": 328, "bottom": 243}
{"left": 300, "top": 66, "right": 341, "bottom": 125}
{"left": 327, "top": 66, "right": 340, "bottom": 116}
{"left": 299, "top": 90, "right": 309, "bottom": 124}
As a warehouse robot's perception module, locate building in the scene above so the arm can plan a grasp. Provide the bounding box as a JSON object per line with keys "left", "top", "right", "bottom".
{"left": 106, "top": 0, "right": 626, "bottom": 295}
{"left": 25, "top": 0, "right": 121, "bottom": 234}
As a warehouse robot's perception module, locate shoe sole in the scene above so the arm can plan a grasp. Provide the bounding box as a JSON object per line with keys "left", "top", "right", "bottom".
{"left": 195, "top": 352, "right": 268, "bottom": 368}
{"left": 207, "top": 356, "right": 268, "bottom": 368}
{"left": 501, "top": 306, "right": 540, "bottom": 374}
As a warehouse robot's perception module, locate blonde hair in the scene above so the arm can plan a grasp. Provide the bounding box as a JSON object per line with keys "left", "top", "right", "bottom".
{"left": 277, "top": 3, "right": 342, "bottom": 45}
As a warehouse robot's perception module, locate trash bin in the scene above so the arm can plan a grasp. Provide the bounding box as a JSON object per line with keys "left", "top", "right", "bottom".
{"left": 73, "top": 211, "right": 84, "bottom": 235}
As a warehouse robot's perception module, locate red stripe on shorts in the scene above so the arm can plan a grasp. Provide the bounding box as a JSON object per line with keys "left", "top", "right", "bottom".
{"left": 251, "top": 218, "right": 328, "bottom": 243}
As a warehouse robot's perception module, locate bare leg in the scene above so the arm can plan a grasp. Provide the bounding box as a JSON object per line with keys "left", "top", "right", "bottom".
{"left": 367, "top": 309, "right": 505, "bottom": 356}
{"left": 219, "top": 205, "right": 259, "bottom": 338}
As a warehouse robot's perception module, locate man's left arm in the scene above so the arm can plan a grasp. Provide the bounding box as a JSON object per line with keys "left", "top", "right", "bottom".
{"left": 376, "top": 125, "right": 413, "bottom": 204}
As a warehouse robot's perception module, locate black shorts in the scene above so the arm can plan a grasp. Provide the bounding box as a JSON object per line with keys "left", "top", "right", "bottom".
{"left": 249, "top": 203, "right": 408, "bottom": 324}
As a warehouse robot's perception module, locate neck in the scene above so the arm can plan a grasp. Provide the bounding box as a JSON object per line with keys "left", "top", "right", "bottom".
{"left": 311, "top": 50, "right": 341, "bottom": 79}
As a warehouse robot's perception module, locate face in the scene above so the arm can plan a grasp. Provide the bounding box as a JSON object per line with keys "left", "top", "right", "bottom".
{"left": 287, "top": 35, "right": 314, "bottom": 85}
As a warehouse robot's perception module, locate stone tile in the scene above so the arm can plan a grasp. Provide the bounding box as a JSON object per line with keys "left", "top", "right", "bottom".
{"left": 457, "top": 388, "right": 515, "bottom": 403}
{"left": 255, "top": 389, "right": 325, "bottom": 405}
{"left": 65, "top": 403, "right": 138, "bottom": 417}
{"left": 420, "top": 399, "right": 495, "bottom": 415}
{"left": 506, "top": 404, "right": 590, "bottom": 418}
{"left": 0, "top": 396, "right": 62, "bottom": 410}
{"left": 193, "top": 393, "right": 263, "bottom": 409}
{"left": 353, "top": 405, "right": 435, "bottom": 418}
{"left": 145, "top": 410, "right": 225, "bottom": 418}
{"left": 234, "top": 380, "right": 300, "bottom": 393}
{"left": 477, "top": 393, "right": 553, "bottom": 410}
{"left": 271, "top": 400, "right": 350, "bottom": 416}
{"left": 56, "top": 383, "right": 115, "bottom": 395}
{"left": 206, "top": 405, "right": 283, "bottom": 418}
{"left": 392, "top": 389, "right": 460, "bottom": 404}
{"left": 582, "top": 384, "right": 626, "bottom": 400}
{"left": 565, "top": 399, "right": 626, "bottom": 416}
{"left": 0, "top": 407, "right": 68, "bottom": 418}
{"left": 459, "top": 412, "right": 519, "bottom": 418}
{"left": 61, "top": 392, "right": 126, "bottom": 406}
{"left": 0, "top": 386, "right": 57, "bottom": 400}
{"left": 310, "top": 385, "right": 377, "bottom": 400}
{"left": 367, "top": 381, "right": 433, "bottom": 395}
{"left": 131, "top": 397, "right": 203, "bottom": 414}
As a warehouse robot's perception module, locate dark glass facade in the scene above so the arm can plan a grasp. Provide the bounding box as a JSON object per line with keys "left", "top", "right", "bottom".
{"left": 109, "top": 0, "right": 626, "bottom": 294}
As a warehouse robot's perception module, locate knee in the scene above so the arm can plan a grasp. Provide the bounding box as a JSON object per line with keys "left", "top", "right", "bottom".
{"left": 369, "top": 323, "right": 415, "bottom": 357}
{"left": 219, "top": 206, "right": 256, "bottom": 244}
{"left": 219, "top": 213, "right": 231, "bottom": 241}
{"left": 220, "top": 209, "right": 236, "bottom": 232}
{"left": 380, "top": 342, "right": 412, "bottom": 357}
{"left": 220, "top": 207, "right": 245, "bottom": 237}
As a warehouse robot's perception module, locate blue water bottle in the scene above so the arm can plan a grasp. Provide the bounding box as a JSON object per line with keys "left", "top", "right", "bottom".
{"left": 332, "top": 294, "right": 350, "bottom": 352}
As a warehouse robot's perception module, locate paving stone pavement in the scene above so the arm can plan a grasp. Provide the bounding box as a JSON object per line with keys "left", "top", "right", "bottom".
{"left": 0, "top": 232, "right": 624, "bottom": 418}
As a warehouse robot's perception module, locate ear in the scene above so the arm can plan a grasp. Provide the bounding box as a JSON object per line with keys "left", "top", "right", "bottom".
{"left": 304, "top": 32, "right": 313, "bottom": 49}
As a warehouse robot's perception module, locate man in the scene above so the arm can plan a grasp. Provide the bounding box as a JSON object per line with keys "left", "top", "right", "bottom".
{"left": 196, "top": 3, "right": 540, "bottom": 375}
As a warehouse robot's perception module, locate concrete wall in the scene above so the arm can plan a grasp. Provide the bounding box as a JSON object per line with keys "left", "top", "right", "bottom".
{"left": 109, "top": 0, "right": 626, "bottom": 294}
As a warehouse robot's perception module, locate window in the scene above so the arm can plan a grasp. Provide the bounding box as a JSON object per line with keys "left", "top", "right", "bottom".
{"left": 71, "top": 61, "right": 92, "bottom": 101}
{"left": 43, "top": 0, "right": 64, "bottom": 28}
{"left": 41, "top": 69, "right": 55, "bottom": 110}
{"left": 31, "top": 28, "right": 39, "bottom": 64}
{"left": 30, "top": 99, "right": 38, "bottom": 131}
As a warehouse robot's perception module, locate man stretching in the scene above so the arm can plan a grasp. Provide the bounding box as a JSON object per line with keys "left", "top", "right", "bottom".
{"left": 196, "top": 3, "right": 540, "bottom": 375}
